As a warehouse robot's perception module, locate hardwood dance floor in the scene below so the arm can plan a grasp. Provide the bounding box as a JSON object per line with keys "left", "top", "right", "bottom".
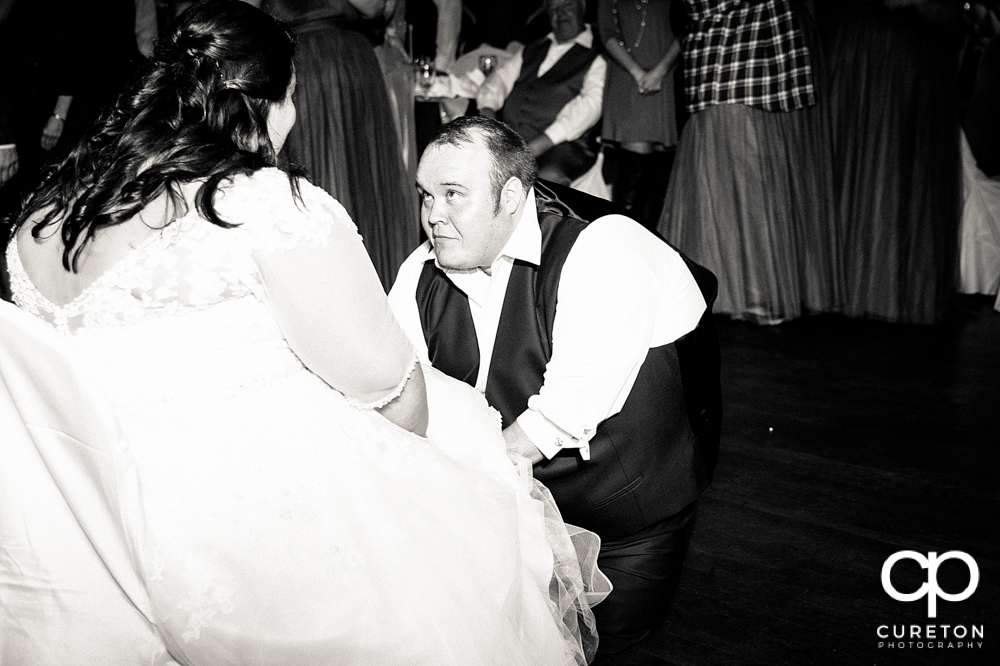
{"left": 593, "top": 298, "right": 999, "bottom": 666}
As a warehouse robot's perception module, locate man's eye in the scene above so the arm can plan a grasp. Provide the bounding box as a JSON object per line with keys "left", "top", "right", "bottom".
{"left": 446, "top": 190, "right": 461, "bottom": 200}
{"left": 420, "top": 192, "right": 433, "bottom": 203}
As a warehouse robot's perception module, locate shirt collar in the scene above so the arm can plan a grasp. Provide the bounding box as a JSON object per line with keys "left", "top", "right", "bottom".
{"left": 498, "top": 188, "right": 542, "bottom": 267}
{"left": 545, "top": 24, "right": 594, "bottom": 50}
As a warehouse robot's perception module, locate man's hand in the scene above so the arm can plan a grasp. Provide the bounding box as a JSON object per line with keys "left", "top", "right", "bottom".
{"left": 0, "top": 145, "right": 18, "bottom": 187}
{"left": 527, "top": 133, "right": 554, "bottom": 158}
{"left": 502, "top": 421, "right": 544, "bottom": 464}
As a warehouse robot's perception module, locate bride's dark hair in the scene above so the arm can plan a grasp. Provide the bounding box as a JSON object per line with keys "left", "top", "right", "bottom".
{"left": 17, "top": 0, "right": 298, "bottom": 272}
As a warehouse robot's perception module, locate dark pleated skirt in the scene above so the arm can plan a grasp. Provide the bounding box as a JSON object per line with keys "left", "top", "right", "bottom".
{"left": 284, "top": 21, "right": 419, "bottom": 291}
{"left": 657, "top": 4, "right": 841, "bottom": 324}
{"left": 820, "top": 4, "right": 961, "bottom": 323}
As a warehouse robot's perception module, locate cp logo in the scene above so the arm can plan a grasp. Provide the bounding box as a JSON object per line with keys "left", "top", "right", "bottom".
{"left": 881, "top": 551, "right": 979, "bottom": 618}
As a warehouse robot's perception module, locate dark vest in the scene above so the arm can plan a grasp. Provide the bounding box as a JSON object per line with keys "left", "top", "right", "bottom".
{"left": 502, "top": 36, "right": 598, "bottom": 146}
{"left": 415, "top": 184, "right": 721, "bottom": 540}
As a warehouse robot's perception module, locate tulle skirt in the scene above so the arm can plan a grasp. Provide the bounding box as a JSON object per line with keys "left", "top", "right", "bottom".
{"left": 657, "top": 3, "right": 840, "bottom": 324}
{"left": 284, "top": 20, "right": 419, "bottom": 290}
{"left": 819, "top": 2, "right": 961, "bottom": 323}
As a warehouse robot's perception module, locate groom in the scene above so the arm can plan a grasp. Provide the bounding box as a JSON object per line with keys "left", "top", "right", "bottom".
{"left": 388, "top": 116, "right": 721, "bottom": 653}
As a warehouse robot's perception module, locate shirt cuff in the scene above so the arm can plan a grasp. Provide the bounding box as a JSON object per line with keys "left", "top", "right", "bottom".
{"left": 0, "top": 144, "right": 16, "bottom": 151}
{"left": 516, "top": 409, "right": 591, "bottom": 461}
{"left": 543, "top": 124, "right": 568, "bottom": 147}
{"left": 476, "top": 91, "right": 504, "bottom": 113}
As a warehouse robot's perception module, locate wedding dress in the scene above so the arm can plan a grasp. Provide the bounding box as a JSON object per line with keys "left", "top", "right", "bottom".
{"left": 2, "top": 168, "right": 608, "bottom": 665}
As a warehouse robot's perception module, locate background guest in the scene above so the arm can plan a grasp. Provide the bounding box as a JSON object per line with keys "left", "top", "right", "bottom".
{"left": 0, "top": 0, "right": 147, "bottom": 211}
{"left": 406, "top": 0, "right": 464, "bottom": 154}
{"left": 263, "top": 0, "right": 419, "bottom": 290}
{"left": 656, "top": 0, "right": 841, "bottom": 325}
{"left": 373, "top": 0, "right": 420, "bottom": 183}
{"left": 818, "top": 0, "right": 964, "bottom": 323}
{"left": 951, "top": 1, "right": 999, "bottom": 308}
{"left": 598, "top": 0, "right": 680, "bottom": 230}
{"left": 0, "top": 0, "right": 151, "bottom": 302}
{"left": 476, "top": 0, "right": 607, "bottom": 185}
{"left": 960, "top": 0, "right": 1000, "bottom": 178}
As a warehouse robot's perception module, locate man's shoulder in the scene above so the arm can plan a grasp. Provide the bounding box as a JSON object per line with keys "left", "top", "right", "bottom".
{"left": 389, "top": 240, "right": 435, "bottom": 294}
{"left": 561, "top": 214, "right": 692, "bottom": 286}
{"left": 572, "top": 214, "right": 650, "bottom": 254}
{"left": 535, "top": 181, "right": 631, "bottom": 227}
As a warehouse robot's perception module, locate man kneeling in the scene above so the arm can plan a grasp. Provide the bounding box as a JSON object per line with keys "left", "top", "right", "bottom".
{"left": 389, "top": 116, "right": 721, "bottom": 654}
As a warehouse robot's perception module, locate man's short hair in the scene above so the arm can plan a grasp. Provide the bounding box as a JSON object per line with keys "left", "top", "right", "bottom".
{"left": 426, "top": 116, "right": 538, "bottom": 214}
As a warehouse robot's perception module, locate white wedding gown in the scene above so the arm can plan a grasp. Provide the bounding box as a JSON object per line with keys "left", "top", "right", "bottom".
{"left": 2, "top": 168, "right": 608, "bottom": 665}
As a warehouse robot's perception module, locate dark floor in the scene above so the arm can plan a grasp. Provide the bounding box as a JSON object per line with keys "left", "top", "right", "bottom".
{"left": 593, "top": 296, "right": 1000, "bottom": 666}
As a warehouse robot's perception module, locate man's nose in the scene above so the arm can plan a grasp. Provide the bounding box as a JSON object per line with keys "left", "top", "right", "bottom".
{"left": 425, "top": 197, "right": 448, "bottom": 227}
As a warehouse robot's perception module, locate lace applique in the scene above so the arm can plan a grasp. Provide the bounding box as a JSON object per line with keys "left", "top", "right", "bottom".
{"left": 217, "top": 167, "right": 356, "bottom": 254}
{"left": 6, "top": 168, "right": 351, "bottom": 335}
{"left": 343, "top": 351, "right": 419, "bottom": 410}
{"left": 6, "top": 232, "right": 169, "bottom": 335}
{"left": 177, "top": 582, "right": 235, "bottom": 642}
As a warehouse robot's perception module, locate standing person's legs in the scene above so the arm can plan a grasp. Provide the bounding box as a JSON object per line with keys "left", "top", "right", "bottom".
{"left": 537, "top": 141, "right": 597, "bottom": 185}
{"left": 610, "top": 145, "right": 645, "bottom": 217}
{"left": 609, "top": 141, "right": 677, "bottom": 231}
{"left": 592, "top": 500, "right": 699, "bottom": 654}
{"left": 638, "top": 146, "right": 677, "bottom": 231}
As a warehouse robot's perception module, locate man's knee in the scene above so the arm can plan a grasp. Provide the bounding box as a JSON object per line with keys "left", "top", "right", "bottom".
{"left": 593, "top": 502, "right": 699, "bottom": 653}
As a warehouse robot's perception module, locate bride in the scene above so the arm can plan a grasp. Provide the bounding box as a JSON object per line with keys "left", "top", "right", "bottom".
{"left": 1, "top": 1, "right": 608, "bottom": 664}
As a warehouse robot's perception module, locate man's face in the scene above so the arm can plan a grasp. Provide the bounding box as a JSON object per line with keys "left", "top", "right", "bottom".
{"left": 416, "top": 139, "right": 519, "bottom": 271}
{"left": 547, "top": 0, "right": 585, "bottom": 44}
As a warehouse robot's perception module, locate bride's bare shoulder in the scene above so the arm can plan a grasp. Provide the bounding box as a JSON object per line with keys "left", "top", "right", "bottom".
{"left": 12, "top": 191, "right": 181, "bottom": 305}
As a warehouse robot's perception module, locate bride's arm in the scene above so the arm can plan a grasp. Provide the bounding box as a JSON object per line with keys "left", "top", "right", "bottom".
{"left": 375, "top": 362, "right": 428, "bottom": 436}
{"left": 250, "top": 197, "right": 428, "bottom": 436}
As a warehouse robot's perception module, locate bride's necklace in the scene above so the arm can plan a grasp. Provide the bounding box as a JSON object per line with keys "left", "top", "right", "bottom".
{"left": 612, "top": 0, "right": 649, "bottom": 54}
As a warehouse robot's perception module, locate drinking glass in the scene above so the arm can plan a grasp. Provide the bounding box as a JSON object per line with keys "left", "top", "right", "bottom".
{"left": 415, "top": 59, "right": 435, "bottom": 98}
{"left": 478, "top": 54, "right": 496, "bottom": 77}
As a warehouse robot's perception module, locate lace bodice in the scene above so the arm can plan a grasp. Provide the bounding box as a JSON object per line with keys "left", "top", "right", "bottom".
{"left": 7, "top": 168, "right": 343, "bottom": 335}
{"left": 7, "top": 167, "right": 417, "bottom": 408}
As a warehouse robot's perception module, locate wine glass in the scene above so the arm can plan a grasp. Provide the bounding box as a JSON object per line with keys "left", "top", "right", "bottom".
{"left": 415, "top": 59, "right": 435, "bottom": 98}
{"left": 478, "top": 54, "right": 496, "bottom": 78}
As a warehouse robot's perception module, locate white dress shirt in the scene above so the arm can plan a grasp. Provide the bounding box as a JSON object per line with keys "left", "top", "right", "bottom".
{"left": 388, "top": 190, "right": 707, "bottom": 460}
{"left": 476, "top": 27, "right": 607, "bottom": 147}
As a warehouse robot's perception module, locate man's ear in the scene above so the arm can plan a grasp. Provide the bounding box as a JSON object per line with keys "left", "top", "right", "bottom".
{"left": 501, "top": 176, "right": 524, "bottom": 216}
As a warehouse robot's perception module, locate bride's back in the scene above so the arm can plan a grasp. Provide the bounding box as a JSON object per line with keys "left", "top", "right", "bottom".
{"left": 15, "top": 189, "right": 188, "bottom": 307}
{"left": 10, "top": 0, "right": 297, "bottom": 318}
